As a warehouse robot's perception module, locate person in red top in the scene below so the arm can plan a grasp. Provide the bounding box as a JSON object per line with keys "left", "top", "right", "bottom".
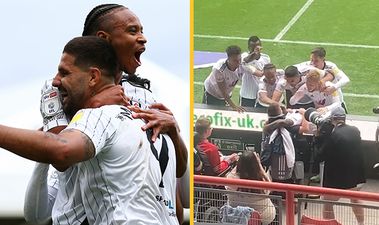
{"left": 195, "top": 117, "right": 239, "bottom": 176}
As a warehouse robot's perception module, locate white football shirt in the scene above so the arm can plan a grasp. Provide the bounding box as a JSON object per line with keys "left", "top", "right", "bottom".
{"left": 67, "top": 105, "right": 178, "bottom": 225}
{"left": 240, "top": 52, "right": 271, "bottom": 99}
{"left": 204, "top": 58, "right": 244, "bottom": 100}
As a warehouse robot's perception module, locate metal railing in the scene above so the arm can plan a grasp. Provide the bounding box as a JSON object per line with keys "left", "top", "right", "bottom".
{"left": 194, "top": 175, "right": 379, "bottom": 225}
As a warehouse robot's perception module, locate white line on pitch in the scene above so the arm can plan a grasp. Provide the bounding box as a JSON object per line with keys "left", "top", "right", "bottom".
{"left": 194, "top": 34, "right": 379, "bottom": 49}
{"left": 274, "top": 0, "right": 314, "bottom": 41}
{"left": 193, "top": 81, "right": 379, "bottom": 99}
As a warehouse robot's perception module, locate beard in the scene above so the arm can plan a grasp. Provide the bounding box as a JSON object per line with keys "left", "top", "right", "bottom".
{"left": 62, "top": 96, "right": 83, "bottom": 120}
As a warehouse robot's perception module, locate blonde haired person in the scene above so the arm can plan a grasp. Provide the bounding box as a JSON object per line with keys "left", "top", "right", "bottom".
{"left": 289, "top": 69, "right": 342, "bottom": 115}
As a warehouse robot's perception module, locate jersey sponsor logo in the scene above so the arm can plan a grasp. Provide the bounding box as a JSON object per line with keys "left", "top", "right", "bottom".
{"left": 49, "top": 91, "right": 57, "bottom": 98}
{"left": 115, "top": 107, "right": 133, "bottom": 121}
{"left": 155, "top": 195, "right": 175, "bottom": 209}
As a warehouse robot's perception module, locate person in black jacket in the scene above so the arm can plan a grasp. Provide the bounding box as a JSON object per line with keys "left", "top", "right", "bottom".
{"left": 320, "top": 106, "right": 365, "bottom": 225}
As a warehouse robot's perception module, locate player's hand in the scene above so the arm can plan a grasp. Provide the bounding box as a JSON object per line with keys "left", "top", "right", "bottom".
{"left": 323, "top": 86, "right": 337, "bottom": 95}
{"left": 316, "top": 107, "right": 328, "bottom": 114}
{"left": 232, "top": 105, "right": 246, "bottom": 113}
{"left": 89, "top": 85, "right": 130, "bottom": 108}
{"left": 128, "top": 103, "right": 179, "bottom": 142}
{"left": 40, "top": 79, "right": 69, "bottom": 132}
{"left": 298, "top": 108, "right": 306, "bottom": 115}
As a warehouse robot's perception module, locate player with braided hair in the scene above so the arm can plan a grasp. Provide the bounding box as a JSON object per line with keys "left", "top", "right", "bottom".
{"left": 24, "top": 3, "right": 188, "bottom": 225}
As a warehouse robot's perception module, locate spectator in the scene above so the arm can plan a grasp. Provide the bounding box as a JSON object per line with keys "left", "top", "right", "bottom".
{"left": 239, "top": 36, "right": 270, "bottom": 107}
{"left": 256, "top": 64, "right": 285, "bottom": 108}
{"left": 195, "top": 117, "right": 238, "bottom": 176}
{"left": 225, "top": 150, "right": 276, "bottom": 225}
{"left": 203, "top": 45, "right": 249, "bottom": 112}
{"left": 319, "top": 106, "right": 365, "bottom": 225}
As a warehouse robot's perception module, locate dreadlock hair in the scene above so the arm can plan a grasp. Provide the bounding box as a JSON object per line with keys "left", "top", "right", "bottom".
{"left": 82, "top": 4, "right": 125, "bottom": 36}
{"left": 83, "top": 4, "right": 151, "bottom": 90}
{"left": 120, "top": 74, "right": 151, "bottom": 90}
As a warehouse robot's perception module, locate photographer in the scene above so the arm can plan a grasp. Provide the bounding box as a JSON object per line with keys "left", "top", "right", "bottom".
{"left": 306, "top": 106, "right": 366, "bottom": 224}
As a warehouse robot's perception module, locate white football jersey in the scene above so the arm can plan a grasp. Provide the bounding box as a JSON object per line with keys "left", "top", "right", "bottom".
{"left": 51, "top": 166, "right": 86, "bottom": 225}
{"left": 120, "top": 74, "right": 157, "bottom": 110}
{"left": 290, "top": 82, "right": 341, "bottom": 111}
{"left": 240, "top": 52, "right": 271, "bottom": 99}
{"left": 294, "top": 61, "right": 349, "bottom": 103}
{"left": 66, "top": 105, "right": 177, "bottom": 225}
{"left": 204, "top": 58, "right": 244, "bottom": 100}
{"left": 257, "top": 70, "right": 284, "bottom": 106}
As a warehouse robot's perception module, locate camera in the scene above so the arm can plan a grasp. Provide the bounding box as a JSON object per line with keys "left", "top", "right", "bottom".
{"left": 304, "top": 107, "right": 334, "bottom": 138}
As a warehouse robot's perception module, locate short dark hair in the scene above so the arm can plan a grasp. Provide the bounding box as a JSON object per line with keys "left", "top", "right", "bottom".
{"left": 311, "top": 47, "right": 326, "bottom": 58}
{"left": 63, "top": 36, "right": 119, "bottom": 79}
{"left": 226, "top": 45, "right": 241, "bottom": 57}
{"left": 248, "top": 36, "right": 260, "bottom": 45}
{"left": 267, "top": 102, "right": 282, "bottom": 117}
{"left": 284, "top": 65, "right": 300, "bottom": 78}
{"left": 263, "top": 63, "right": 276, "bottom": 71}
{"left": 82, "top": 4, "right": 125, "bottom": 36}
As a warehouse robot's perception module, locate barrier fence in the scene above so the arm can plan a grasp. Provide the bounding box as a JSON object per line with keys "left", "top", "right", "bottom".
{"left": 194, "top": 175, "right": 379, "bottom": 225}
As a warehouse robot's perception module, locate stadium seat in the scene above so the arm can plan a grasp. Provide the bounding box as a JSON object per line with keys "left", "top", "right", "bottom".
{"left": 248, "top": 210, "right": 261, "bottom": 225}
{"left": 300, "top": 215, "right": 342, "bottom": 225}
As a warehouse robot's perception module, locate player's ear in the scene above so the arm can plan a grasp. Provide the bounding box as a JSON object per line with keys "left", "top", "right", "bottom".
{"left": 88, "top": 67, "right": 101, "bottom": 87}
{"left": 96, "top": 31, "right": 111, "bottom": 41}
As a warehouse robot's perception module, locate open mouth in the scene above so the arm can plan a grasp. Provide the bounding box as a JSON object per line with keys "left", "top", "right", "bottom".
{"left": 134, "top": 48, "right": 145, "bottom": 66}
{"left": 60, "top": 90, "right": 68, "bottom": 102}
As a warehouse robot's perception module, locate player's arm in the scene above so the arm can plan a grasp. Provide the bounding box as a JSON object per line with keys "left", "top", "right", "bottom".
{"left": 24, "top": 163, "right": 58, "bottom": 224}
{"left": 242, "top": 63, "right": 264, "bottom": 77}
{"left": 289, "top": 85, "right": 306, "bottom": 105}
{"left": 176, "top": 190, "right": 184, "bottom": 224}
{"left": 333, "top": 68, "right": 350, "bottom": 89}
{"left": 0, "top": 126, "right": 94, "bottom": 172}
{"left": 88, "top": 84, "right": 129, "bottom": 108}
{"left": 263, "top": 119, "right": 294, "bottom": 134}
{"left": 272, "top": 90, "right": 283, "bottom": 102}
{"left": 324, "top": 67, "right": 350, "bottom": 94}
{"left": 215, "top": 71, "right": 245, "bottom": 112}
{"left": 272, "top": 78, "right": 286, "bottom": 102}
{"left": 325, "top": 93, "right": 342, "bottom": 113}
{"left": 24, "top": 80, "right": 68, "bottom": 223}
{"left": 258, "top": 90, "right": 277, "bottom": 105}
{"left": 177, "top": 162, "right": 190, "bottom": 209}
{"left": 214, "top": 69, "right": 245, "bottom": 112}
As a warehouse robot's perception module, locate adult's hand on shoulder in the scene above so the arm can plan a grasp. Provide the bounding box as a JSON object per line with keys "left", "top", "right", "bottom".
{"left": 90, "top": 85, "right": 130, "bottom": 108}
{"left": 129, "top": 103, "right": 178, "bottom": 142}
